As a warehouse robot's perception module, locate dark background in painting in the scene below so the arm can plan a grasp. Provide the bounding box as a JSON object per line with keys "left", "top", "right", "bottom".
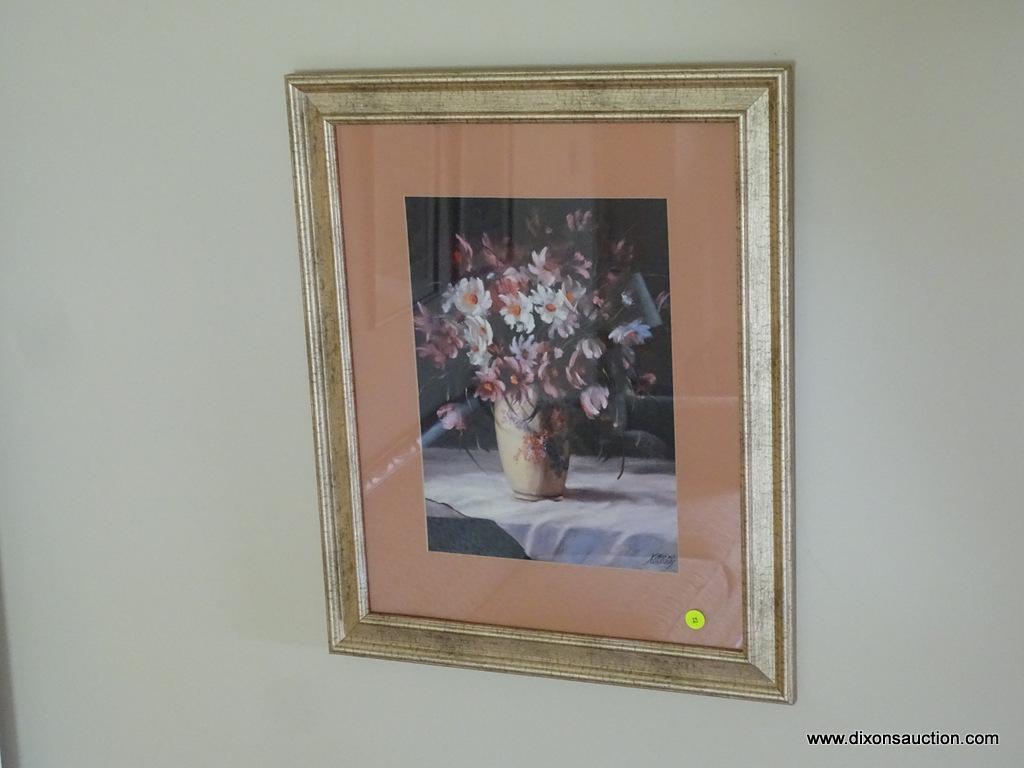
{"left": 405, "top": 197, "right": 674, "bottom": 457}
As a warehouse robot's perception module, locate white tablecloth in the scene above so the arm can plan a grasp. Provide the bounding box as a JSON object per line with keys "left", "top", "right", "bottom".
{"left": 423, "top": 447, "right": 679, "bottom": 571}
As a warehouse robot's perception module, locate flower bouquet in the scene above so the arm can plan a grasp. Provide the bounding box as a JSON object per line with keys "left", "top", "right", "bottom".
{"left": 414, "top": 207, "right": 670, "bottom": 500}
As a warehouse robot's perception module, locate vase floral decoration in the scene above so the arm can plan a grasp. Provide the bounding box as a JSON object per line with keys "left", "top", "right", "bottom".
{"left": 414, "top": 208, "right": 669, "bottom": 500}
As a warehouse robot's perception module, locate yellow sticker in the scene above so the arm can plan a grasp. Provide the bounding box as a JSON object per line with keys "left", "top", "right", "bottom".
{"left": 684, "top": 609, "right": 706, "bottom": 630}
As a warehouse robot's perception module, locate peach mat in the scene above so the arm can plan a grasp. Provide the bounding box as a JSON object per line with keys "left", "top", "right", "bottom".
{"left": 335, "top": 122, "right": 744, "bottom": 648}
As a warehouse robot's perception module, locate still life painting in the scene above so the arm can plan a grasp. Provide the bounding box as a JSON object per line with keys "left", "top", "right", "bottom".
{"left": 406, "top": 197, "right": 679, "bottom": 572}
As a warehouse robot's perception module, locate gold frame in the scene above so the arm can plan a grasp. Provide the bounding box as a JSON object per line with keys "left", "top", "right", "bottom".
{"left": 286, "top": 65, "right": 794, "bottom": 702}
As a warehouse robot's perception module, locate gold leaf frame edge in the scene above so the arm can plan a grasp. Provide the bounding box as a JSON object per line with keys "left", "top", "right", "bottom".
{"left": 286, "top": 64, "right": 794, "bottom": 702}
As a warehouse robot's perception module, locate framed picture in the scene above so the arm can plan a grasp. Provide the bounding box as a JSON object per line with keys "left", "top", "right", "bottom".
{"left": 286, "top": 65, "right": 793, "bottom": 701}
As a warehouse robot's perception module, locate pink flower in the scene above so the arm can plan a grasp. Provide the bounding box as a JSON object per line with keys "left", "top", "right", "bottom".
{"left": 537, "top": 354, "right": 564, "bottom": 398}
{"left": 571, "top": 251, "right": 592, "bottom": 279}
{"left": 474, "top": 365, "right": 506, "bottom": 403}
{"left": 413, "top": 302, "right": 433, "bottom": 334}
{"left": 528, "top": 247, "right": 560, "bottom": 287}
{"left": 559, "top": 277, "right": 586, "bottom": 310}
{"left": 610, "top": 238, "right": 634, "bottom": 266}
{"left": 476, "top": 232, "right": 500, "bottom": 269}
{"left": 636, "top": 372, "right": 657, "bottom": 395}
{"left": 417, "top": 339, "right": 457, "bottom": 367}
{"left": 619, "top": 345, "right": 636, "bottom": 370}
{"left": 453, "top": 234, "right": 473, "bottom": 269}
{"left": 566, "top": 209, "right": 594, "bottom": 232}
{"left": 577, "top": 293, "right": 600, "bottom": 321}
{"left": 436, "top": 403, "right": 467, "bottom": 431}
{"left": 565, "top": 348, "right": 589, "bottom": 390}
{"left": 525, "top": 211, "right": 552, "bottom": 239}
{"left": 510, "top": 335, "right": 547, "bottom": 364}
{"left": 414, "top": 304, "right": 464, "bottom": 367}
{"left": 489, "top": 267, "right": 527, "bottom": 305}
{"left": 497, "top": 356, "right": 535, "bottom": 402}
{"left": 580, "top": 385, "right": 609, "bottom": 418}
{"left": 577, "top": 337, "right": 605, "bottom": 360}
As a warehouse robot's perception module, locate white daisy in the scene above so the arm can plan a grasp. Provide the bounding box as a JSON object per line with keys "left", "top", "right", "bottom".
{"left": 531, "top": 284, "right": 568, "bottom": 325}
{"left": 550, "top": 310, "right": 579, "bottom": 339}
{"left": 462, "top": 315, "right": 493, "bottom": 366}
{"left": 452, "top": 277, "right": 492, "bottom": 317}
{"left": 497, "top": 291, "right": 535, "bottom": 333}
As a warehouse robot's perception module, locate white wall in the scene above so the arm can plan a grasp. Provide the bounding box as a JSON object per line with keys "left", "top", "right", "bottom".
{"left": 2, "top": 2, "right": 1022, "bottom": 766}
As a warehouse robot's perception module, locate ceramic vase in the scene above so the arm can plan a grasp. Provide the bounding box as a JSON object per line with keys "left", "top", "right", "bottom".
{"left": 492, "top": 394, "right": 571, "bottom": 501}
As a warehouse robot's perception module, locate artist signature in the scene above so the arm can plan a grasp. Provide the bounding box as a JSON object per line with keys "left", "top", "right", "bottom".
{"left": 647, "top": 553, "right": 678, "bottom": 567}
